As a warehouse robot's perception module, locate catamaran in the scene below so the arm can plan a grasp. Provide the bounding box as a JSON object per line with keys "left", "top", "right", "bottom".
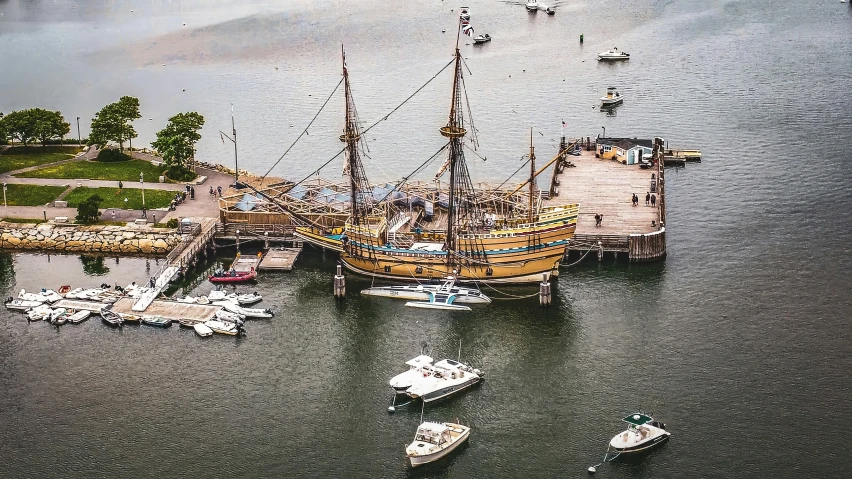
{"left": 361, "top": 276, "right": 490, "bottom": 304}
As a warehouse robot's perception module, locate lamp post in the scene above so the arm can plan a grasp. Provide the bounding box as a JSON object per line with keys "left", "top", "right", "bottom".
{"left": 3, "top": 182, "right": 7, "bottom": 213}
{"left": 140, "top": 172, "right": 146, "bottom": 216}
{"left": 76, "top": 116, "right": 81, "bottom": 144}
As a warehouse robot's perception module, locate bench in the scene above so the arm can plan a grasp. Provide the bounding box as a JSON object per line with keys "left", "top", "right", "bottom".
{"left": 134, "top": 219, "right": 148, "bottom": 225}
{"left": 54, "top": 216, "right": 68, "bottom": 223}
{"left": 54, "top": 200, "right": 68, "bottom": 208}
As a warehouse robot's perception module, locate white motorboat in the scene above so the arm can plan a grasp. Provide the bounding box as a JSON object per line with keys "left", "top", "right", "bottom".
{"left": 5, "top": 298, "right": 44, "bottom": 311}
{"left": 473, "top": 33, "right": 491, "bottom": 45}
{"left": 67, "top": 310, "right": 91, "bottom": 324}
{"left": 27, "top": 305, "right": 54, "bottom": 321}
{"left": 598, "top": 48, "right": 630, "bottom": 60}
{"left": 389, "top": 355, "right": 435, "bottom": 393}
{"left": 207, "top": 289, "right": 229, "bottom": 302}
{"left": 459, "top": 7, "right": 470, "bottom": 21}
{"left": 601, "top": 86, "right": 624, "bottom": 106}
{"left": 64, "top": 287, "right": 85, "bottom": 299}
{"left": 404, "top": 359, "right": 484, "bottom": 403}
{"left": 362, "top": 278, "right": 491, "bottom": 305}
{"left": 609, "top": 413, "right": 670, "bottom": 453}
{"left": 178, "top": 295, "right": 197, "bottom": 304}
{"left": 195, "top": 296, "right": 211, "bottom": 305}
{"left": 204, "top": 319, "right": 242, "bottom": 336}
{"left": 194, "top": 323, "right": 213, "bottom": 337}
{"left": 19, "top": 289, "right": 62, "bottom": 303}
{"left": 215, "top": 309, "right": 245, "bottom": 323}
{"left": 235, "top": 292, "right": 262, "bottom": 305}
{"left": 406, "top": 422, "right": 471, "bottom": 467}
{"left": 525, "top": 0, "right": 539, "bottom": 12}
{"left": 49, "top": 308, "right": 68, "bottom": 325}
{"left": 213, "top": 300, "right": 273, "bottom": 319}
{"left": 545, "top": 6, "right": 555, "bottom": 15}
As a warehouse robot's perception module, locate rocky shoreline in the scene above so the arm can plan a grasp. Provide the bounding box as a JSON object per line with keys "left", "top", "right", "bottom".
{"left": 0, "top": 222, "right": 181, "bottom": 254}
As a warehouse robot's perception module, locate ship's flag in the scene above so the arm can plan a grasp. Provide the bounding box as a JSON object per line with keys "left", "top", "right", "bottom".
{"left": 462, "top": 24, "right": 474, "bottom": 36}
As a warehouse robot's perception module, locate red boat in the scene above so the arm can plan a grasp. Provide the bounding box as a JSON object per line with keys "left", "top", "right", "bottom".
{"left": 209, "top": 268, "right": 257, "bottom": 284}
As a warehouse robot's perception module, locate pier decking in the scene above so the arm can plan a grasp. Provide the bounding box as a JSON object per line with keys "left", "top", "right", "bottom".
{"left": 113, "top": 298, "right": 219, "bottom": 322}
{"left": 258, "top": 248, "right": 302, "bottom": 271}
{"left": 546, "top": 138, "right": 666, "bottom": 261}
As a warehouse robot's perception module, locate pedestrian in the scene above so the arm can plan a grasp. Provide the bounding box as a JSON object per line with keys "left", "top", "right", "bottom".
{"left": 111, "top": 210, "right": 116, "bottom": 221}
{"left": 651, "top": 194, "right": 656, "bottom": 207}
{"left": 632, "top": 193, "right": 638, "bottom": 207}
{"left": 142, "top": 206, "right": 147, "bottom": 219}
{"left": 152, "top": 213, "right": 156, "bottom": 223}
{"left": 118, "top": 180, "right": 123, "bottom": 190}
{"left": 645, "top": 192, "right": 650, "bottom": 206}
{"left": 209, "top": 186, "right": 214, "bottom": 197}
{"left": 190, "top": 186, "right": 195, "bottom": 199}
{"left": 217, "top": 186, "right": 222, "bottom": 197}
{"left": 186, "top": 184, "right": 191, "bottom": 194}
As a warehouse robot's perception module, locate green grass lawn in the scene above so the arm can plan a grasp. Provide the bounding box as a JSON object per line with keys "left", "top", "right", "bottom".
{"left": 63, "top": 187, "right": 175, "bottom": 210}
{"left": 0, "top": 146, "right": 81, "bottom": 174}
{"left": 1, "top": 217, "right": 46, "bottom": 224}
{"left": 1, "top": 184, "right": 67, "bottom": 206}
{"left": 15, "top": 158, "right": 168, "bottom": 182}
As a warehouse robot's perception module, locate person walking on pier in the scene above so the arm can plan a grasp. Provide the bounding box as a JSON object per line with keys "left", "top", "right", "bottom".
{"left": 651, "top": 194, "right": 656, "bottom": 207}
{"left": 217, "top": 186, "right": 222, "bottom": 197}
{"left": 632, "top": 193, "right": 639, "bottom": 207}
{"left": 595, "top": 214, "right": 603, "bottom": 227}
{"left": 645, "top": 192, "right": 650, "bottom": 206}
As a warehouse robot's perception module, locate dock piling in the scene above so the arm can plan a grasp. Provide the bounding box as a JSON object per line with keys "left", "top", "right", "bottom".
{"left": 597, "top": 241, "right": 603, "bottom": 262}
{"left": 539, "top": 273, "right": 551, "bottom": 307}
{"left": 333, "top": 264, "right": 346, "bottom": 299}
{"left": 264, "top": 232, "right": 269, "bottom": 250}
{"left": 236, "top": 229, "right": 240, "bottom": 253}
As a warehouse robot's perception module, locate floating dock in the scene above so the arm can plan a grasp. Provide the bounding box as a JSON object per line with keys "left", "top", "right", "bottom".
{"left": 112, "top": 298, "right": 219, "bottom": 322}
{"left": 231, "top": 253, "right": 263, "bottom": 273}
{"left": 257, "top": 248, "right": 302, "bottom": 271}
{"left": 546, "top": 137, "right": 667, "bottom": 261}
{"left": 53, "top": 299, "right": 108, "bottom": 312}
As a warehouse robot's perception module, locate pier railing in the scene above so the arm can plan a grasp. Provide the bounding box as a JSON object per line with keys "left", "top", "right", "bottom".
{"left": 215, "top": 223, "right": 295, "bottom": 238}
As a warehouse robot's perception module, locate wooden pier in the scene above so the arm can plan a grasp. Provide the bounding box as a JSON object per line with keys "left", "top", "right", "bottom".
{"left": 546, "top": 137, "right": 667, "bottom": 262}
{"left": 230, "top": 252, "right": 262, "bottom": 273}
{"left": 113, "top": 297, "right": 219, "bottom": 322}
{"left": 54, "top": 299, "right": 108, "bottom": 312}
{"left": 257, "top": 247, "right": 302, "bottom": 271}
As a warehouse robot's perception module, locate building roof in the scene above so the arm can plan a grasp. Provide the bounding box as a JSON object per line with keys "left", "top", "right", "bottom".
{"left": 598, "top": 137, "right": 653, "bottom": 149}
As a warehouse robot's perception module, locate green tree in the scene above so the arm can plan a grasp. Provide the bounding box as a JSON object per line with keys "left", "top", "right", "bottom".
{"left": 32, "top": 109, "right": 71, "bottom": 147}
{"left": 75, "top": 194, "right": 103, "bottom": 224}
{"left": 151, "top": 112, "right": 205, "bottom": 173}
{"left": 2, "top": 109, "right": 38, "bottom": 146}
{"left": 0, "top": 114, "right": 8, "bottom": 144}
{"left": 88, "top": 96, "right": 141, "bottom": 151}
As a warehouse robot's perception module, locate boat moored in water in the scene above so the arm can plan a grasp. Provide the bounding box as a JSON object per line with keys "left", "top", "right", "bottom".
{"left": 100, "top": 308, "right": 124, "bottom": 327}
{"left": 362, "top": 277, "right": 491, "bottom": 304}
{"left": 404, "top": 358, "right": 484, "bottom": 402}
{"left": 389, "top": 354, "right": 435, "bottom": 393}
{"left": 473, "top": 33, "right": 491, "bottom": 45}
{"left": 67, "top": 310, "right": 91, "bottom": 324}
{"left": 142, "top": 316, "right": 173, "bottom": 328}
{"left": 49, "top": 308, "right": 68, "bottom": 325}
{"left": 5, "top": 298, "right": 44, "bottom": 311}
{"left": 608, "top": 413, "right": 670, "bottom": 453}
{"left": 27, "top": 305, "right": 53, "bottom": 321}
{"left": 598, "top": 48, "right": 630, "bottom": 60}
{"left": 194, "top": 323, "right": 213, "bottom": 337}
{"left": 525, "top": 0, "right": 539, "bottom": 11}
{"left": 601, "top": 86, "right": 624, "bottom": 106}
{"left": 204, "top": 319, "right": 243, "bottom": 336}
{"left": 19, "top": 289, "right": 62, "bottom": 303}
{"left": 406, "top": 422, "right": 471, "bottom": 467}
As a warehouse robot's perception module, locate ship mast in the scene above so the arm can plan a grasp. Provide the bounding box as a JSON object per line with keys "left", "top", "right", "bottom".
{"left": 529, "top": 128, "right": 536, "bottom": 223}
{"left": 341, "top": 46, "right": 371, "bottom": 226}
{"left": 439, "top": 35, "right": 479, "bottom": 263}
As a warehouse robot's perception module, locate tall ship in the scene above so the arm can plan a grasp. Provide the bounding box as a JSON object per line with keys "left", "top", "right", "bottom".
{"left": 329, "top": 31, "right": 579, "bottom": 284}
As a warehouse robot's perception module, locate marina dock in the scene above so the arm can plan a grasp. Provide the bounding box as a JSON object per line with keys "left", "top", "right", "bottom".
{"left": 257, "top": 248, "right": 302, "bottom": 271}
{"left": 231, "top": 253, "right": 262, "bottom": 273}
{"left": 113, "top": 298, "right": 219, "bottom": 322}
{"left": 54, "top": 299, "right": 108, "bottom": 312}
{"left": 546, "top": 137, "right": 667, "bottom": 261}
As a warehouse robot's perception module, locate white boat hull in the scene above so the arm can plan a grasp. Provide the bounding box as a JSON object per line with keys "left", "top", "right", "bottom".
{"left": 601, "top": 97, "right": 624, "bottom": 105}
{"left": 405, "top": 301, "right": 472, "bottom": 311}
{"left": 408, "top": 428, "right": 470, "bottom": 467}
{"left": 361, "top": 286, "right": 490, "bottom": 304}
{"left": 5, "top": 299, "right": 44, "bottom": 311}
{"left": 194, "top": 323, "right": 213, "bottom": 337}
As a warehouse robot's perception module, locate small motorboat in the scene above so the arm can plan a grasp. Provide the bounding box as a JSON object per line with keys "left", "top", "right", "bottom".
{"left": 49, "top": 308, "right": 68, "bottom": 325}
{"left": 545, "top": 6, "right": 555, "bottom": 15}
{"left": 195, "top": 296, "right": 211, "bottom": 305}
{"left": 207, "top": 289, "right": 228, "bottom": 302}
{"left": 141, "top": 315, "right": 172, "bottom": 328}
{"left": 404, "top": 281, "right": 475, "bottom": 310}
{"left": 100, "top": 308, "right": 124, "bottom": 327}
{"left": 406, "top": 422, "right": 471, "bottom": 467}
{"left": 601, "top": 86, "right": 624, "bottom": 106}
{"left": 19, "top": 289, "right": 63, "bottom": 303}
{"left": 459, "top": 7, "right": 470, "bottom": 21}
{"left": 215, "top": 309, "right": 245, "bottom": 323}
{"left": 212, "top": 301, "right": 273, "bottom": 319}
{"left": 598, "top": 48, "right": 630, "bottom": 61}
{"left": 473, "top": 33, "right": 491, "bottom": 45}
{"left": 204, "top": 319, "right": 243, "bottom": 336}
{"left": 525, "top": 0, "right": 539, "bottom": 12}
{"left": 389, "top": 355, "right": 435, "bottom": 393}
{"left": 235, "top": 292, "right": 262, "bottom": 306}
{"left": 362, "top": 278, "right": 491, "bottom": 305}
{"left": 67, "top": 310, "right": 91, "bottom": 324}
{"left": 63, "top": 287, "right": 85, "bottom": 299}
{"left": 58, "top": 285, "right": 71, "bottom": 295}
{"left": 609, "top": 413, "right": 670, "bottom": 453}
{"left": 27, "top": 305, "right": 53, "bottom": 321}
{"left": 5, "top": 297, "right": 44, "bottom": 311}
{"left": 121, "top": 314, "right": 142, "bottom": 324}
{"left": 177, "top": 296, "right": 197, "bottom": 304}
{"left": 178, "top": 318, "right": 197, "bottom": 328}
{"left": 404, "top": 359, "right": 484, "bottom": 403}
{"left": 194, "top": 323, "right": 213, "bottom": 337}
{"left": 208, "top": 269, "right": 257, "bottom": 284}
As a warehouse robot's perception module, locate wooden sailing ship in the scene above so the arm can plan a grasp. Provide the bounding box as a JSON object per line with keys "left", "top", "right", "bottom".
{"left": 330, "top": 33, "right": 579, "bottom": 284}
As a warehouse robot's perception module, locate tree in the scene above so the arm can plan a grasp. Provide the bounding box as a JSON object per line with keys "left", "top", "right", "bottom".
{"left": 0, "top": 114, "right": 8, "bottom": 144}
{"left": 32, "top": 109, "right": 71, "bottom": 147}
{"left": 75, "top": 194, "right": 103, "bottom": 224}
{"left": 88, "top": 96, "right": 141, "bottom": 151}
{"left": 2, "top": 109, "right": 38, "bottom": 146}
{"left": 151, "top": 112, "right": 205, "bottom": 173}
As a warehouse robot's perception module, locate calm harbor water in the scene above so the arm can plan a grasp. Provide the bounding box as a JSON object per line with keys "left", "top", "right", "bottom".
{"left": 2, "top": 0, "right": 852, "bottom": 477}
